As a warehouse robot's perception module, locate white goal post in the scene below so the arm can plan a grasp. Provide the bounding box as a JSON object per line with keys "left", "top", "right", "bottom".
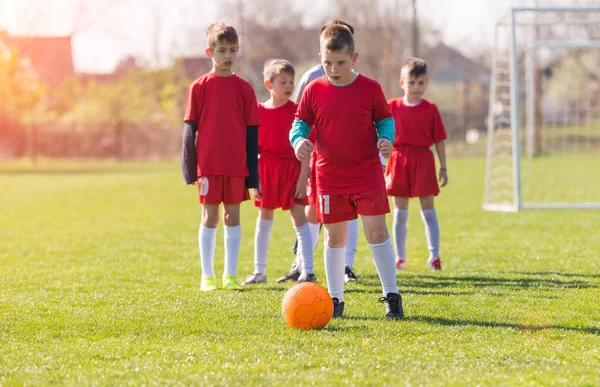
{"left": 484, "top": 6, "right": 600, "bottom": 211}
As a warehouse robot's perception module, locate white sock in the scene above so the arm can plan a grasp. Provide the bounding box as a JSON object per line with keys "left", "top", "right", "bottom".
{"left": 421, "top": 209, "right": 440, "bottom": 260}
{"left": 309, "top": 222, "right": 321, "bottom": 253}
{"left": 345, "top": 218, "right": 359, "bottom": 268}
{"left": 370, "top": 237, "right": 399, "bottom": 295}
{"left": 294, "top": 223, "right": 314, "bottom": 274}
{"left": 324, "top": 246, "right": 346, "bottom": 302}
{"left": 224, "top": 225, "right": 241, "bottom": 276}
{"left": 254, "top": 218, "right": 273, "bottom": 274}
{"left": 199, "top": 225, "right": 217, "bottom": 277}
{"left": 393, "top": 208, "right": 409, "bottom": 260}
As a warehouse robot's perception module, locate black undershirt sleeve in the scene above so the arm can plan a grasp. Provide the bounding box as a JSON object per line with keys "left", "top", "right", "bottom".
{"left": 245, "top": 125, "right": 259, "bottom": 189}
{"left": 182, "top": 120, "right": 198, "bottom": 185}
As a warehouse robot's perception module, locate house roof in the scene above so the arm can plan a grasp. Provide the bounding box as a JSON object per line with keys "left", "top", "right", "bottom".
{"left": 2, "top": 34, "right": 74, "bottom": 86}
{"left": 424, "top": 43, "right": 490, "bottom": 84}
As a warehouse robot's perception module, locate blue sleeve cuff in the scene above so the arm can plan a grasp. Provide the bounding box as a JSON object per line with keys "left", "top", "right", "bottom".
{"left": 289, "top": 120, "right": 312, "bottom": 148}
{"left": 375, "top": 118, "right": 395, "bottom": 143}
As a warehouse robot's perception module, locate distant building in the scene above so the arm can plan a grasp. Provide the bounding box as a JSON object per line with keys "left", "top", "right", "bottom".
{"left": 0, "top": 32, "right": 74, "bottom": 87}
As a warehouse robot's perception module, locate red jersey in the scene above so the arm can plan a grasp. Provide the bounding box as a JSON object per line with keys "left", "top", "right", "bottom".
{"left": 258, "top": 100, "right": 297, "bottom": 160}
{"left": 387, "top": 98, "right": 447, "bottom": 148}
{"left": 184, "top": 73, "right": 260, "bottom": 177}
{"left": 295, "top": 74, "right": 392, "bottom": 194}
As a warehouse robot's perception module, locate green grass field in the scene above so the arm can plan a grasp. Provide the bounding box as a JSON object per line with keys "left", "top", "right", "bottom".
{"left": 1, "top": 158, "right": 599, "bottom": 386}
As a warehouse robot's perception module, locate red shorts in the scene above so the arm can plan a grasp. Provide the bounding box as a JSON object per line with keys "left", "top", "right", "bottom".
{"left": 306, "top": 152, "right": 318, "bottom": 205}
{"left": 197, "top": 175, "right": 250, "bottom": 204}
{"left": 316, "top": 189, "right": 390, "bottom": 224}
{"left": 255, "top": 158, "right": 309, "bottom": 210}
{"left": 385, "top": 146, "right": 440, "bottom": 198}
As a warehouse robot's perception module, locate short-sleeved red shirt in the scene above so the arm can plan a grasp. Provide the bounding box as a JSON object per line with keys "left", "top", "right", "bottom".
{"left": 295, "top": 74, "right": 392, "bottom": 195}
{"left": 387, "top": 98, "right": 447, "bottom": 148}
{"left": 184, "top": 73, "right": 260, "bottom": 177}
{"left": 258, "top": 100, "right": 297, "bottom": 160}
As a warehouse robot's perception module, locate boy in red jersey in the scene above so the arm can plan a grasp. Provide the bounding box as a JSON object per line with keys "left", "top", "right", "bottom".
{"left": 181, "top": 23, "right": 260, "bottom": 291}
{"left": 386, "top": 57, "right": 448, "bottom": 271}
{"left": 290, "top": 25, "right": 404, "bottom": 319}
{"left": 241, "top": 59, "right": 316, "bottom": 285}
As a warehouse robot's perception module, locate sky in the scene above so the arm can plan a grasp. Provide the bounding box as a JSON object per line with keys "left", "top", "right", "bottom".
{"left": 0, "top": 0, "right": 590, "bottom": 73}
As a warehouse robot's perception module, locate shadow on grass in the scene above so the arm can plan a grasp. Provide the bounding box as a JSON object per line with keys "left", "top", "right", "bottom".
{"left": 506, "top": 271, "right": 600, "bottom": 279}
{"left": 408, "top": 314, "right": 600, "bottom": 335}
{"left": 404, "top": 274, "right": 598, "bottom": 289}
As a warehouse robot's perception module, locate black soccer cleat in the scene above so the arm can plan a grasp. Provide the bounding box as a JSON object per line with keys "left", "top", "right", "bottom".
{"left": 344, "top": 266, "right": 358, "bottom": 283}
{"left": 379, "top": 292, "right": 404, "bottom": 320}
{"left": 276, "top": 262, "right": 300, "bottom": 283}
{"left": 297, "top": 272, "right": 317, "bottom": 283}
{"left": 332, "top": 297, "right": 345, "bottom": 318}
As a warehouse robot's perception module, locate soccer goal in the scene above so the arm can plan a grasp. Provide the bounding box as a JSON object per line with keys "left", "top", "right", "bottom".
{"left": 484, "top": 6, "right": 600, "bottom": 211}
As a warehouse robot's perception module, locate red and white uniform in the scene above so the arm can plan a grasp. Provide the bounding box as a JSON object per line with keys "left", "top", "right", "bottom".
{"left": 255, "top": 100, "right": 308, "bottom": 210}
{"left": 385, "top": 98, "right": 447, "bottom": 198}
{"left": 184, "top": 72, "right": 260, "bottom": 204}
{"left": 295, "top": 75, "right": 391, "bottom": 223}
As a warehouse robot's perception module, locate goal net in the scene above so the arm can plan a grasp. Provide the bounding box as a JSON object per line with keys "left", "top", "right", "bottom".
{"left": 484, "top": 6, "right": 600, "bottom": 211}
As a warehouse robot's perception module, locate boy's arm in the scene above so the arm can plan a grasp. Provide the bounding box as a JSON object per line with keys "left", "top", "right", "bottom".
{"left": 246, "top": 125, "right": 259, "bottom": 189}
{"left": 181, "top": 120, "right": 198, "bottom": 185}
{"left": 434, "top": 140, "right": 448, "bottom": 187}
{"left": 294, "top": 158, "right": 310, "bottom": 199}
{"left": 290, "top": 120, "right": 314, "bottom": 160}
{"left": 374, "top": 118, "right": 395, "bottom": 158}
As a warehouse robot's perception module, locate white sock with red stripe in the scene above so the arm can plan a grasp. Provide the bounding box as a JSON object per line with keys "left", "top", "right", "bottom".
{"left": 199, "top": 225, "right": 217, "bottom": 277}
{"left": 309, "top": 222, "right": 321, "bottom": 253}
{"left": 254, "top": 218, "right": 272, "bottom": 274}
{"left": 224, "top": 225, "right": 241, "bottom": 276}
{"left": 294, "top": 223, "right": 314, "bottom": 274}
{"left": 393, "top": 208, "right": 409, "bottom": 260}
{"left": 324, "top": 246, "right": 345, "bottom": 302}
{"left": 421, "top": 209, "right": 440, "bottom": 260}
{"left": 345, "top": 218, "right": 359, "bottom": 268}
{"left": 370, "top": 237, "right": 399, "bottom": 295}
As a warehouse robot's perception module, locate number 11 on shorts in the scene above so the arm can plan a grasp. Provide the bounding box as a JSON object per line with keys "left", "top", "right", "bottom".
{"left": 319, "top": 194, "right": 330, "bottom": 215}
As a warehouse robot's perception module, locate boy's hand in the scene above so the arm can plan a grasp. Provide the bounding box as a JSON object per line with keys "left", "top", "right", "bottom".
{"left": 377, "top": 138, "right": 392, "bottom": 158}
{"left": 294, "top": 179, "right": 307, "bottom": 199}
{"left": 439, "top": 168, "right": 448, "bottom": 187}
{"left": 294, "top": 139, "right": 314, "bottom": 161}
{"left": 253, "top": 183, "right": 262, "bottom": 200}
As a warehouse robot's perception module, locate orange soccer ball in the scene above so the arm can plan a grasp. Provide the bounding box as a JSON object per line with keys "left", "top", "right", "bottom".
{"left": 281, "top": 282, "right": 333, "bottom": 330}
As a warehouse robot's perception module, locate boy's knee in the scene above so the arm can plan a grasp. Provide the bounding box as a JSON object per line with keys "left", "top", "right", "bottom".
{"left": 325, "top": 233, "right": 345, "bottom": 248}
{"left": 365, "top": 228, "right": 389, "bottom": 245}
{"left": 203, "top": 213, "right": 219, "bottom": 228}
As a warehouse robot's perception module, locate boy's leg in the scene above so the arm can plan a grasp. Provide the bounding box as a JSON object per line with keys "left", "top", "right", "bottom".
{"left": 222, "top": 203, "right": 242, "bottom": 288}
{"left": 323, "top": 221, "right": 347, "bottom": 317}
{"left": 362, "top": 214, "right": 404, "bottom": 319}
{"left": 290, "top": 204, "right": 316, "bottom": 282}
{"left": 344, "top": 218, "right": 359, "bottom": 282}
{"left": 199, "top": 204, "right": 219, "bottom": 291}
{"left": 306, "top": 203, "right": 322, "bottom": 253}
{"left": 361, "top": 214, "right": 398, "bottom": 296}
{"left": 244, "top": 208, "right": 273, "bottom": 284}
{"left": 392, "top": 196, "right": 410, "bottom": 270}
{"left": 419, "top": 195, "right": 442, "bottom": 271}
{"left": 277, "top": 203, "right": 319, "bottom": 283}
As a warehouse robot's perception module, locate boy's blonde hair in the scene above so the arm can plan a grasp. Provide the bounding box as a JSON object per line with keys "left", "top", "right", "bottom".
{"left": 401, "top": 57, "right": 428, "bottom": 78}
{"left": 206, "top": 23, "right": 238, "bottom": 50}
{"left": 263, "top": 59, "right": 295, "bottom": 83}
{"left": 320, "top": 25, "right": 354, "bottom": 55}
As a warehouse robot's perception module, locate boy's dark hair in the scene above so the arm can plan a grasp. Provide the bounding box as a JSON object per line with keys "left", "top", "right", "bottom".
{"left": 320, "top": 20, "right": 355, "bottom": 35}
{"left": 320, "top": 25, "right": 354, "bottom": 55}
{"left": 206, "top": 23, "right": 238, "bottom": 50}
{"left": 263, "top": 59, "right": 295, "bottom": 83}
{"left": 402, "top": 57, "right": 428, "bottom": 78}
